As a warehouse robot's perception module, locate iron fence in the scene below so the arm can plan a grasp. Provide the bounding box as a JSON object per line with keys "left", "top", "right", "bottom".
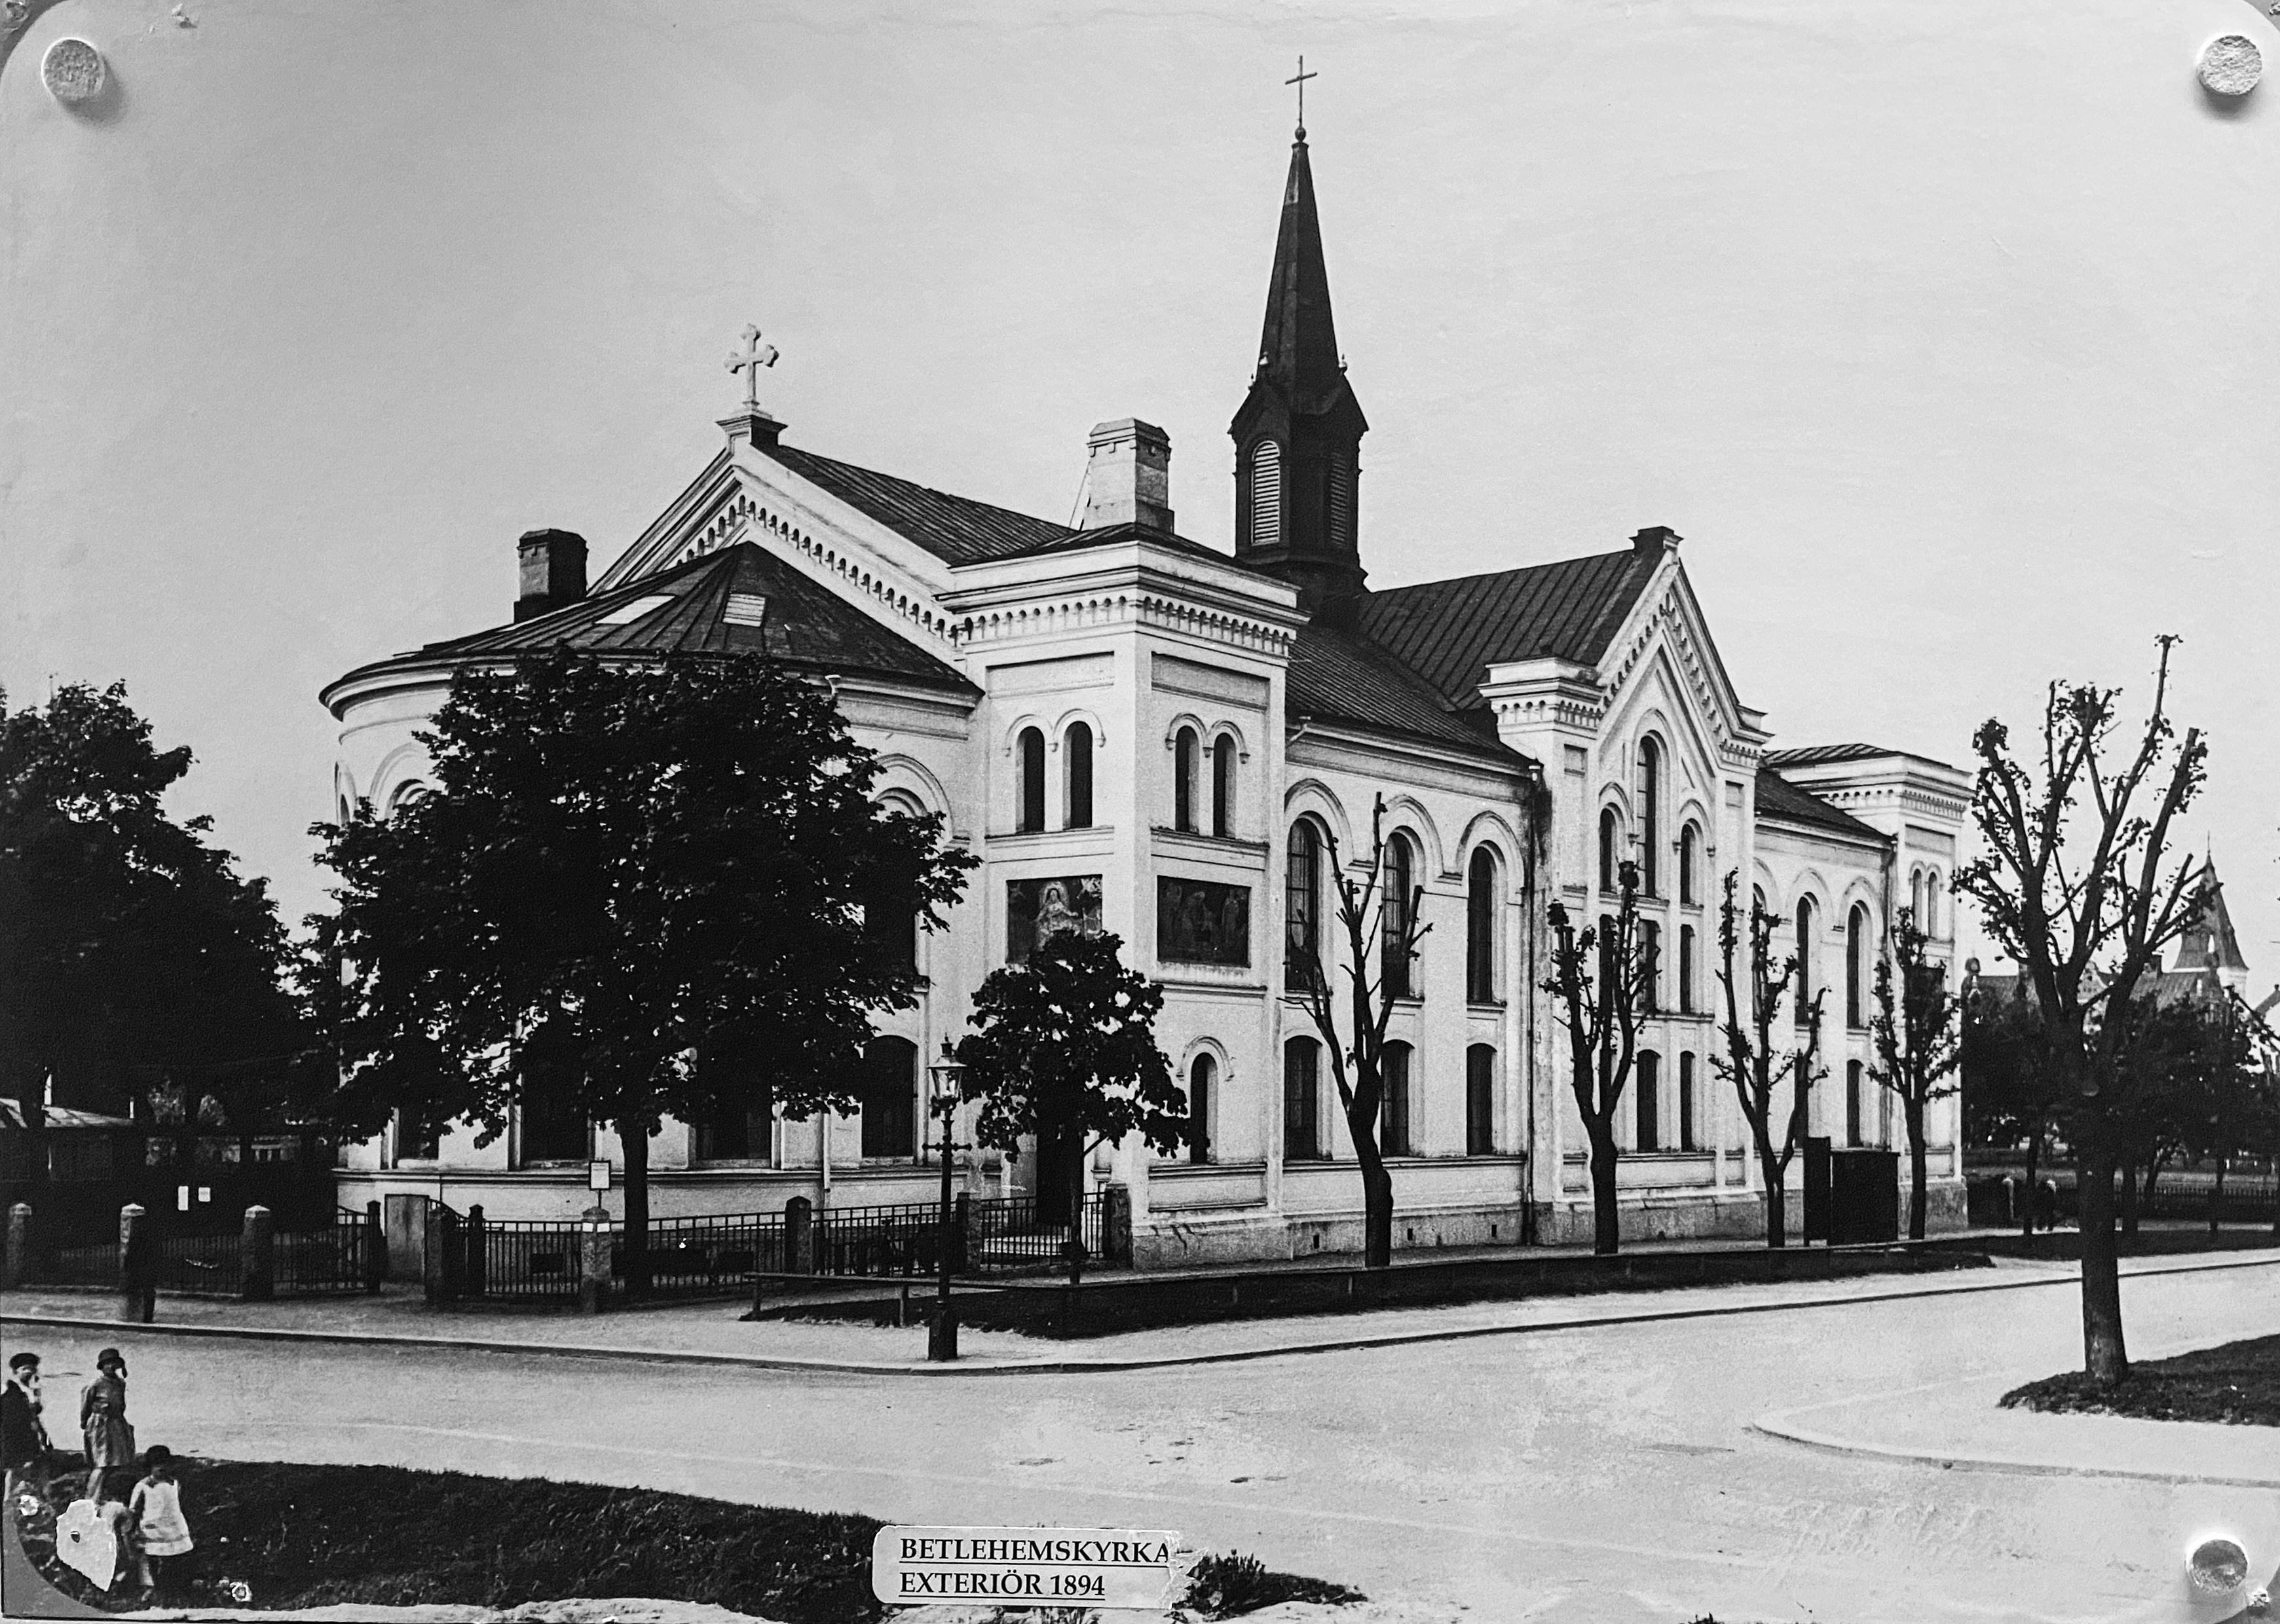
{"left": 462, "top": 1215, "right": 583, "bottom": 1302}
{"left": 965, "top": 1192, "right": 1106, "bottom": 1272}
{"left": 272, "top": 1208, "right": 371, "bottom": 1294}
{"left": 812, "top": 1202, "right": 946, "bottom": 1279}
{"left": 152, "top": 1228, "right": 238, "bottom": 1295}
{"left": 632, "top": 1211, "right": 785, "bottom": 1299}
{"left": 28, "top": 1239, "right": 115, "bottom": 1287}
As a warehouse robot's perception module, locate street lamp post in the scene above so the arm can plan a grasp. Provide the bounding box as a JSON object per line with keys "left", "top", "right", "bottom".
{"left": 925, "top": 1052, "right": 965, "bottom": 1362}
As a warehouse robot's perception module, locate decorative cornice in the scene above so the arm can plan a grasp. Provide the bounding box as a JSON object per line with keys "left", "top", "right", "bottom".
{"left": 950, "top": 589, "right": 1295, "bottom": 659}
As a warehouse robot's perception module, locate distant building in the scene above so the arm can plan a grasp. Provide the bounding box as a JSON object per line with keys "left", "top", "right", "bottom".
{"left": 322, "top": 123, "right": 1970, "bottom": 1256}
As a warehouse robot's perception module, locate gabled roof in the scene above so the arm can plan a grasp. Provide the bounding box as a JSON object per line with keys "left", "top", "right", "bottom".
{"left": 1755, "top": 766, "right": 1884, "bottom": 841}
{"left": 1763, "top": 743, "right": 1884, "bottom": 767}
{"left": 756, "top": 441, "right": 1077, "bottom": 566}
{"left": 2171, "top": 865, "right": 2251, "bottom": 975}
{"left": 331, "top": 543, "right": 975, "bottom": 699}
{"left": 1288, "top": 622, "right": 1527, "bottom": 767}
{"left": 1354, "top": 548, "right": 1657, "bottom": 711}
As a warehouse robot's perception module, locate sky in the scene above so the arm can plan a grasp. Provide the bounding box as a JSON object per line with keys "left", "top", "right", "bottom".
{"left": 3, "top": 0, "right": 2275, "bottom": 983}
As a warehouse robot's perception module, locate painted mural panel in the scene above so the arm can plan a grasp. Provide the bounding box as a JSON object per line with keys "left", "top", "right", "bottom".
{"left": 1157, "top": 876, "right": 1251, "bottom": 966}
{"left": 1005, "top": 875, "right": 1104, "bottom": 964}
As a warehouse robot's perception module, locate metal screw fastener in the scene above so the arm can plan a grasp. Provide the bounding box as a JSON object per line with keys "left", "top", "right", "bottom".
{"left": 39, "top": 35, "right": 101, "bottom": 103}
{"left": 2201, "top": 35, "right": 2264, "bottom": 96}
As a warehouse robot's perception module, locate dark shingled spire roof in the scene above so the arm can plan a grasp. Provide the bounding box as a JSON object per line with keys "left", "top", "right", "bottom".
{"left": 1257, "top": 133, "right": 1349, "bottom": 415}
{"left": 2171, "top": 862, "right": 2251, "bottom": 976}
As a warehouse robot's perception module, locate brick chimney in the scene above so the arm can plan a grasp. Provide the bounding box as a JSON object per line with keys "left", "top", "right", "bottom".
{"left": 1079, "top": 419, "right": 1174, "bottom": 532}
{"left": 1631, "top": 525, "right": 1682, "bottom": 555}
{"left": 515, "top": 529, "right": 588, "bottom": 621}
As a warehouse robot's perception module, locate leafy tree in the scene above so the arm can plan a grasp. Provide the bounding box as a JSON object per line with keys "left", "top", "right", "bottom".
{"left": 1960, "top": 973, "right": 2065, "bottom": 1236}
{"left": 314, "top": 648, "right": 973, "bottom": 1297}
{"left": 2167, "top": 993, "right": 2275, "bottom": 1233}
{"left": 1867, "top": 907, "right": 1962, "bottom": 1240}
{"left": 1954, "top": 637, "right": 2208, "bottom": 1388}
{"left": 1544, "top": 859, "right": 1654, "bottom": 1256}
{"left": 0, "top": 682, "right": 303, "bottom": 1175}
{"left": 952, "top": 931, "right": 1186, "bottom": 1284}
{"left": 1286, "top": 796, "right": 1430, "bottom": 1270}
{"left": 1708, "top": 871, "right": 1825, "bottom": 1249}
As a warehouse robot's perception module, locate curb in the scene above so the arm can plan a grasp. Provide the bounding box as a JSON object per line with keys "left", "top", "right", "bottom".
{"left": 1748, "top": 1411, "right": 2280, "bottom": 1491}
{"left": 4, "top": 1251, "right": 2273, "bottom": 1378}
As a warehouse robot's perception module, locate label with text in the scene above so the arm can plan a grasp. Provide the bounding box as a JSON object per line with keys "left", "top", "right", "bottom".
{"left": 870, "top": 1526, "right": 1183, "bottom": 1609}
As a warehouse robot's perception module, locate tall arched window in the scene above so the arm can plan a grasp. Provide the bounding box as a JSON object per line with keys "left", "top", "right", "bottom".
{"left": 1064, "top": 722, "right": 1093, "bottom": 829}
{"left": 1641, "top": 921, "right": 1661, "bottom": 1012}
{"left": 1679, "top": 924, "right": 1696, "bottom": 1014}
{"left": 1679, "top": 1052, "right": 1698, "bottom": 1151}
{"left": 1466, "top": 1044, "right": 1495, "bottom": 1154}
{"left": 1910, "top": 869, "right": 1926, "bottom": 930}
{"left": 1383, "top": 832, "right": 1417, "bottom": 999}
{"left": 859, "top": 1036, "right": 918, "bottom": 1159}
{"left": 1285, "top": 821, "right": 1322, "bottom": 991}
{"left": 1186, "top": 1053, "right": 1215, "bottom": 1164}
{"left": 1249, "top": 439, "right": 1283, "bottom": 550}
{"left": 1017, "top": 728, "right": 1046, "bottom": 833}
{"left": 1636, "top": 1051, "right": 1662, "bottom": 1151}
{"left": 1599, "top": 808, "right": 1618, "bottom": 894}
{"left": 1923, "top": 870, "right": 1941, "bottom": 937}
{"left": 1381, "top": 1041, "right": 1413, "bottom": 1155}
{"left": 1680, "top": 824, "right": 1700, "bottom": 905}
{"left": 1467, "top": 848, "right": 1499, "bottom": 1003}
{"left": 1846, "top": 903, "right": 1869, "bottom": 1027}
{"left": 1173, "top": 727, "right": 1199, "bottom": 833}
{"left": 1846, "top": 1058, "right": 1864, "bottom": 1147}
{"left": 1211, "top": 735, "right": 1235, "bottom": 837}
{"left": 1794, "top": 898, "right": 1816, "bottom": 1025}
{"left": 1283, "top": 1037, "right": 1320, "bottom": 1160}
{"left": 1638, "top": 737, "right": 1662, "bottom": 896}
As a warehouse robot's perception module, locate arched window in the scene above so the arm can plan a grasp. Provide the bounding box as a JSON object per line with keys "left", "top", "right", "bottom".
{"left": 1794, "top": 898, "right": 1816, "bottom": 1025}
{"left": 1636, "top": 1051, "right": 1662, "bottom": 1151}
{"left": 1283, "top": 1037, "right": 1320, "bottom": 1160}
{"left": 1679, "top": 1052, "right": 1698, "bottom": 1151}
{"left": 1846, "top": 903, "right": 1870, "bottom": 1027}
{"left": 385, "top": 780, "right": 430, "bottom": 819}
{"left": 1924, "top": 870, "right": 1941, "bottom": 938}
{"left": 1064, "top": 722, "right": 1093, "bottom": 830}
{"left": 1017, "top": 728, "right": 1045, "bottom": 833}
{"left": 1467, "top": 848, "right": 1499, "bottom": 1003}
{"left": 1249, "top": 439, "right": 1283, "bottom": 550}
{"left": 1174, "top": 727, "right": 1199, "bottom": 834}
{"left": 1910, "top": 869, "right": 1926, "bottom": 930}
{"left": 1641, "top": 921, "right": 1661, "bottom": 1012}
{"left": 1599, "top": 808, "right": 1618, "bottom": 894}
{"left": 1678, "top": 924, "right": 1696, "bottom": 1014}
{"left": 1846, "top": 1058, "right": 1864, "bottom": 1147}
{"left": 1638, "top": 737, "right": 1662, "bottom": 896}
{"left": 1382, "top": 832, "right": 1417, "bottom": 999}
{"left": 1465, "top": 1045, "right": 1496, "bottom": 1154}
{"left": 864, "top": 872, "right": 918, "bottom": 972}
{"left": 1285, "top": 821, "right": 1322, "bottom": 991}
{"left": 1212, "top": 735, "right": 1235, "bottom": 837}
{"left": 1381, "top": 1041, "right": 1413, "bottom": 1155}
{"left": 1680, "top": 824, "right": 1700, "bottom": 906}
{"left": 859, "top": 1036, "right": 918, "bottom": 1159}
{"left": 1186, "top": 1053, "right": 1215, "bottom": 1164}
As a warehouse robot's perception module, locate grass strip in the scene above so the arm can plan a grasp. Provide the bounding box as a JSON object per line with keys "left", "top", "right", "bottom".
{"left": 2001, "top": 1333, "right": 2280, "bottom": 1427}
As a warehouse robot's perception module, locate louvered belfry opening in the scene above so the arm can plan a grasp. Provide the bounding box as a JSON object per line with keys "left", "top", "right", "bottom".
{"left": 1230, "top": 127, "right": 1369, "bottom": 624}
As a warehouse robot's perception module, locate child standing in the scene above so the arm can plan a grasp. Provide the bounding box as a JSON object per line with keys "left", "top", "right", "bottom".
{"left": 128, "top": 1446, "right": 193, "bottom": 1599}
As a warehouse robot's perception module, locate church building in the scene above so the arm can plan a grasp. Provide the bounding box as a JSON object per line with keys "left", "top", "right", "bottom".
{"left": 322, "top": 122, "right": 1972, "bottom": 1256}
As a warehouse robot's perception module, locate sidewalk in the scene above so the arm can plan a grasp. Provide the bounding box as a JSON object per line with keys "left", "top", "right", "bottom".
{"left": 6, "top": 1247, "right": 2275, "bottom": 1376}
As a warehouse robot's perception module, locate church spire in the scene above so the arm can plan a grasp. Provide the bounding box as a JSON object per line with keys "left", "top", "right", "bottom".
{"left": 1232, "top": 107, "right": 1369, "bottom": 622}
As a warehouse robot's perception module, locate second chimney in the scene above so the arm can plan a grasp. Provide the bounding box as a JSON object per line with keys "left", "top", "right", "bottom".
{"left": 515, "top": 529, "right": 589, "bottom": 621}
{"left": 1079, "top": 419, "right": 1174, "bottom": 532}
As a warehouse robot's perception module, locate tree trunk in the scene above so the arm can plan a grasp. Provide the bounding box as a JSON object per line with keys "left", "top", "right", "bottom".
{"left": 2076, "top": 1136, "right": 2127, "bottom": 1388}
{"left": 1755, "top": 1128, "right": 1786, "bottom": 1249}
{"left": 2021, "top": 1128, "right": 2041, "bottom": 1238}
{"left": 1586, "top": 1117, "right": 1620, "bottom": 1257}
{"left": 2142, "top": 1153, "right": 2163, "bottom": 1211}
{"left": 2209, "top": 1156, "right": 2226, "bottom": 1236}
{"left": 1351, "top": 1120, "right": 1392, "bottom": 1270}
{"left": 1904, "top": 1098, "right": 1928, "bottom": 1241}
{"left": 1066, "top": 1136, "right": 1087, "bottom": 1288}
{"left": 622, "top": 1123, "right": 650, "bottom": 1301}
{"left": 2119, "top": 1156, "right": 2138, "bottom": 1237}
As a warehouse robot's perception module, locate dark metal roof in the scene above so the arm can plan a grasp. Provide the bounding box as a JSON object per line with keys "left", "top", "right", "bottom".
{"left": 335, "top": 543, "right": 976, "bottom": 697}
{"left": 1355, "top": 549, "right": 1656, "bottom": 710}
{"left": 1289, "top": 623, "right": 1530, "bottom": 767}
{"left": 1761, "top": 743, "right": 1884, "bottom": 767}
{"left": 757, "top": 443, "right": 1076, "bottom": 566}
{"left": 2171, "top": 867, "right": 2251, "bottom": 976}
{"left": 1011, "top": 521, "right": 1280, "bottom": 577}
{"left": 1755, "top": 767, "right": 1884, "bottom": 841}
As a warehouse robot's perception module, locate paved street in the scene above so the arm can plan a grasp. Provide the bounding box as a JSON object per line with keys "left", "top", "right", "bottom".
{"left": 9, "top": 1262, "right": 2280, "bottom": 1624}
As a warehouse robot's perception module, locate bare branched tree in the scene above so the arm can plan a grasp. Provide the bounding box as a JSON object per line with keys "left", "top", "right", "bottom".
{"left": 1708, "top": 870, "right": 1826, "bottom": 1248}
{"left": 1867, "top": 906, "right": 1962, "bottom": 1240}
{"left": 1289, "top": 794, "right": 1429, "bottom": 1270}
{"left": 1953, "top": 636, "right": 2209, "bottom": 1388}
{"left": 1543, "top": 860, "right": 1654, "bottom": 1255}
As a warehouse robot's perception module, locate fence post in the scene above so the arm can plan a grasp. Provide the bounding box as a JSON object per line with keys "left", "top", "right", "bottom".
{"left": 465, "top": 1205, "right": 487, "bottom": 1299}
{"left": 364, "top": 1200, "right": 385, "bottom": 1291}
{"left": 785, "top": 1196, "right": 815, "bottom": 1276}
{"left": 239, "top": 1205, "right": 274, "bottom": 1302}
{"left": 424, "top": 1208, "right": 462, "bottom": 1305}
{"left": 952, "top": 1192, "right": 970, "bottom": 1276}
{"left": 2038, "top": 1179, "right": 2059, "bottom": 1229}
{"left": 1104, "top": 1186, "right": 1132, "bottom": 1266}
{"left": 578, "top": 1204, "right": 612, "bottom": 1315}
{"left": 2, "top": 1203, "right": 29, "bottom": 1291}
{"left": 118, "top": 1203, "right": 154, "bottom": 1323}
{"left": 1995, "top": 1177, "right": 2014, "bottom": 1228}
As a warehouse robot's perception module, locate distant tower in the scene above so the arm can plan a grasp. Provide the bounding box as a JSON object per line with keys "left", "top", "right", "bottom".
{"left": 2169, "top": 860, "right": 2252, "bottom": 998}
{"left": 1231, "top": 120, "right": 1369, "bottom": 623}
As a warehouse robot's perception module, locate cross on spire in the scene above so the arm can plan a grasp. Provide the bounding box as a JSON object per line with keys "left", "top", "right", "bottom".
{"left": 1286, "top": 54, "right": 1317, "bottom": 140}
{"left": 724, "top": 324, "right": 779, "bottom": 412}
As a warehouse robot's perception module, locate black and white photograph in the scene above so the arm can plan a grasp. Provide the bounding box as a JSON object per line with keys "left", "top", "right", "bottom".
{"left": 3, "top": 2, "right": 2280, "bottom": 1619}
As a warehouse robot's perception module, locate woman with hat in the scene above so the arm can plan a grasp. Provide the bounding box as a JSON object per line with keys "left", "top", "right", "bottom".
{"left": 79, "top": 1348, "right": 133, "bottom": 1503}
